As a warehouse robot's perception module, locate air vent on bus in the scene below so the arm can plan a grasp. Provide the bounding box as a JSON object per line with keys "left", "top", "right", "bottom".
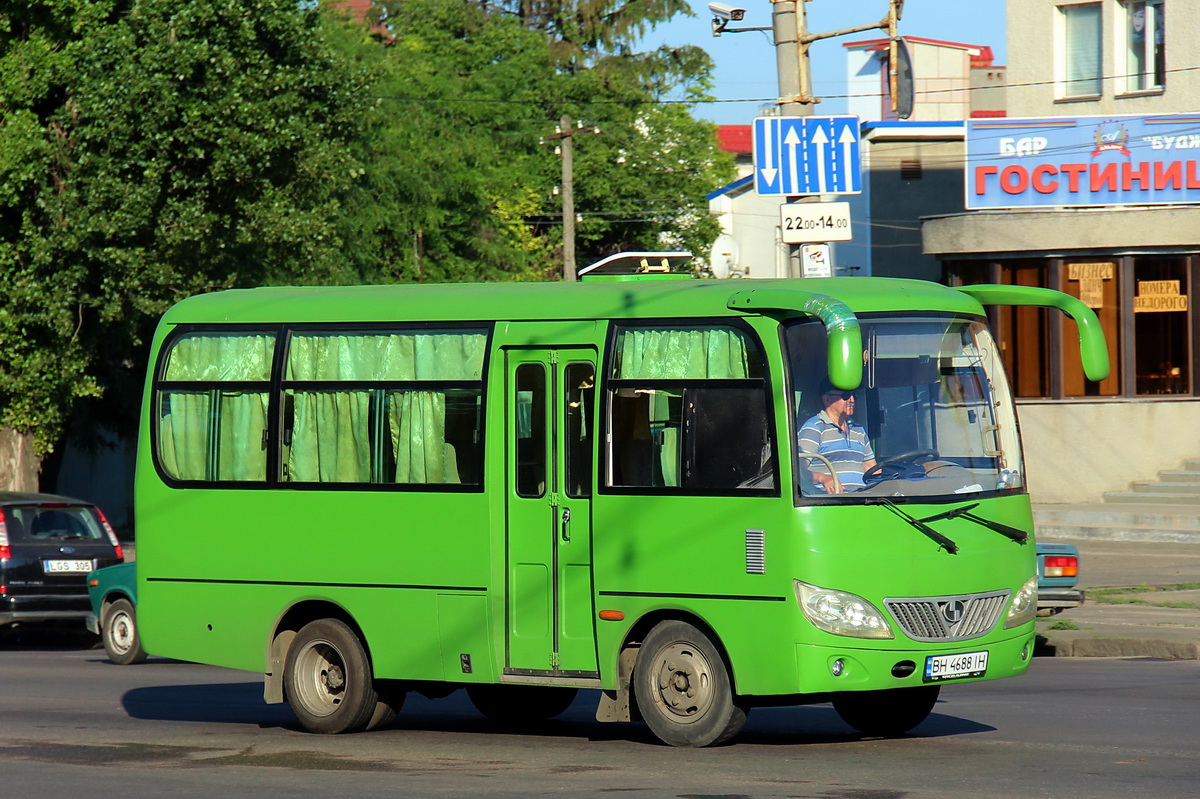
{"left": 745, "top": 529, "right": 765, "bottom": 574}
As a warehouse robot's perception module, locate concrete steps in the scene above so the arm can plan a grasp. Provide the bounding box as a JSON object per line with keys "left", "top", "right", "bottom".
{"left": 1035, "top": 456, "right": 1200, "bottom": 542}
{"left": 1034, "top": 502, "right": 1200, "bottom": 543}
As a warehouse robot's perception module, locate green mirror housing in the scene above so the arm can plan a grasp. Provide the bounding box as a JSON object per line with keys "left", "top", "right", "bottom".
{"left": 957, "top": 284, "right": 1111, "bottom": 382}
{"left": 726, "top": 289, "right": 863, "bottom": 390}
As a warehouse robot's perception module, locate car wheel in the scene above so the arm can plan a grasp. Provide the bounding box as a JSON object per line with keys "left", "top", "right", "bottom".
{"left": 832, "top": 685, "right": 941, "bottom": 736}
{"left": 285, "top": 618, "right": 383, "bottom": 734}
{"left": 633, "top": 620, "right": 748, "bottom": 747}
{"left": 102, "top": 598, "right": 148, "bottom": 665}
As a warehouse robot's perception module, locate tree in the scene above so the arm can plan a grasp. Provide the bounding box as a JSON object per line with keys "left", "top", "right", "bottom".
{"left": 332, "top": 0, "right": 562, "bottom": 283}
{"left": 342, "top": 0, "right": 733, "bottom": 278}
{"left": 0, "top": 0, "right": 372, "bottom": 486}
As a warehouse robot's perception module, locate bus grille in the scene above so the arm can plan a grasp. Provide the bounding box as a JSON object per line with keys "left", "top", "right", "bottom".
{"left": 884, "top": 590, "right": 1010, "bottom": 642}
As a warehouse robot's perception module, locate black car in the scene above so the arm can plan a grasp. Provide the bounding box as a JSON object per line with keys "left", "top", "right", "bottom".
{"left": 0, "top": 492, "right": 125, "bottom": 630}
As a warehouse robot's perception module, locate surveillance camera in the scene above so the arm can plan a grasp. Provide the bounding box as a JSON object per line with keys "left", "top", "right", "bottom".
{"left": 707, "top": 2, "right": 746, "bottom": 21}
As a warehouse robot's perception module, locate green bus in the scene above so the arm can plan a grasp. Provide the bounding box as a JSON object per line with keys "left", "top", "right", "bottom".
{"left": 134, "top": 257, "right": 1107, "bottom": 747}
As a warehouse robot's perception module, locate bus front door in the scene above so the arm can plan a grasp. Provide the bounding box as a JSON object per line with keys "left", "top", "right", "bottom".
{"left": 505, "top": 349, "right": 599, "bottom": 678}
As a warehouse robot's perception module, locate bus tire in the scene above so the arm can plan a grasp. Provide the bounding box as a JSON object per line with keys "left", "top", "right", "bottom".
{"left": 102, "top": 598, "right": 148, "bottom": 666}
{"left": 832, "top": 685, "right": 941, "bottom": 736}
{"left": 285, "top": 618, "right": 380, "bottom": 734}
{"left": 365, "top": 679, "right": 407, "bottom": 731}
{"left": 466, "top": 684, "right": 578, "bottom": 725}
{"left": 633, "top": 620, "right": 747, "bottom": 747}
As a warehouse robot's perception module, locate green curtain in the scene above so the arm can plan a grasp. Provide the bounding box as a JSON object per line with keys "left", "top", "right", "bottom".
{"left": 164, "top": 333, "right": 275, "bottom": 381}
{"left": 158, "top": 332, "right": 274, "bottom": 482}
{"left": 158, "top": 391, "right": 268, "bottom": 482}
{"left": 388, "top": 391, "right": 456, "bottom": 484}
{"left": 286, "top": 331, "right": 486, "bottom": 380}
{"left": 615, "top": 327, "right": 752, "bottom": 380}
{"left": 285, "top": 331, "right": 484, "bottom": 484}
{"left": 288, "top": 391, "right": 371, "bottom": 483}
{"left": 159, "top": 392, "right": 210, "bottom": 481}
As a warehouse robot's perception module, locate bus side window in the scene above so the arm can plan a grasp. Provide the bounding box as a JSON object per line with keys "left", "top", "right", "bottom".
{"left": 282, "top": 328, "right": 487, "bottom": 487}
{"left": 607, "top": 324, "right": 775, "bottom": 494}
{"left": 156, "top": 331, "right": 275, "bottom": 483}
{"left": 515, "top": 364, "right": 546, "bottom": 497}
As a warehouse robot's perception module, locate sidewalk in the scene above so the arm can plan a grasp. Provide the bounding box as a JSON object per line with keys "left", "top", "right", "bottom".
{"left": 1033, "top": 537, "right": 1200, "bottom": 659}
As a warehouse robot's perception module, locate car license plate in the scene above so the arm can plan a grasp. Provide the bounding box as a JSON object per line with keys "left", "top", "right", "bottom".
{"left": 924, "top": 650, "right": 988, "bottom": 682}
{"left": 43, "top": 559, "right": 94, "bottom": 574}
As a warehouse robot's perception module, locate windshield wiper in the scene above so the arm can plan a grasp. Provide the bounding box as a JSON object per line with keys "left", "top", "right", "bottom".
{"left": 878, "top": 498, "right": 958, "bottom": 554}
{"left": 919, "top": 503, "right": 1029, "bottom": 545}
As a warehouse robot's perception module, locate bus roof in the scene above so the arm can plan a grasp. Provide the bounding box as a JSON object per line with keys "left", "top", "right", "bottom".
{"left": 159, "top": 277, "right": 984, "bottom": 326}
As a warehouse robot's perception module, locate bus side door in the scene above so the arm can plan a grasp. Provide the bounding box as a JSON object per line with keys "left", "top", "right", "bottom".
{"left": 505, "top": 348, "right": 599, "bottom": 678}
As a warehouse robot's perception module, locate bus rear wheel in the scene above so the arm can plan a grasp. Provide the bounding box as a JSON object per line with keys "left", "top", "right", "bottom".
{"left": 466, "top": 684, "right": 578, "bottom": 725}
{"left": 832, "top": 685, "right": 941, "bottom": 736}
{"left": 285, "top": 618, "right": 395, "bottom": 734}
{"left": 633, "top": 620, "right": 747, "bottom": 747}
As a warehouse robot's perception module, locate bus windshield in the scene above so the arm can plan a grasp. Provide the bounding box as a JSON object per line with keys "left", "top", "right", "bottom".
{"left": 786, "top": 314, "right": 1024, "bottom": 501}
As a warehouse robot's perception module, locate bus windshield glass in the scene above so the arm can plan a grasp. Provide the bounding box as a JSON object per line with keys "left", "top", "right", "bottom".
{"left": 786, "top": 314, "right": 1024, "bottom": 501}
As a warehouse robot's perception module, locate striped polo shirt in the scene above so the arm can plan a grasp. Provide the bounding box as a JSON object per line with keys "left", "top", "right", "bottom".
{"left": 797, "top": 410, "right": 875, "bottom": 492}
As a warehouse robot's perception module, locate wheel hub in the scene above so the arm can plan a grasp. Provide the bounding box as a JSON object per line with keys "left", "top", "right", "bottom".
{"left": 653, "top": 644, "right": 713, "bottom": 721}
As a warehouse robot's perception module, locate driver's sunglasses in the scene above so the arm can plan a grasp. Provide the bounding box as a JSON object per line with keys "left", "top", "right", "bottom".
{"left": 824, "top": 391, "right": 855, "bottom": 401}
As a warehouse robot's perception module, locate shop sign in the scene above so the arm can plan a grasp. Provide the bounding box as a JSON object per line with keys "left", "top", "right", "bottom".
{"left": 1134, "top": 280, "right": 1188, "bottom": 313}
{"left": 966, "top": 114, "right": 1200, "bottom": 209}
{"left": 1068, "top": 262, "right": 1113, "bottom": 309}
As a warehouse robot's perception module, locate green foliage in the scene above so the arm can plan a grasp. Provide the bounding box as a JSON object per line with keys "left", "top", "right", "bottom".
{"left": 344, "top": 0, "right": 733, "bottom": 279}
{"left": 0, "top": 0, "right": 732, "bottom": 456}
{"left": 1, "top": 0, "right": 372, "bottom": 453}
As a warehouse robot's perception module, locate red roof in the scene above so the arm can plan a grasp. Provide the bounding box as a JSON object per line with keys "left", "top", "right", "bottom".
{"left": 716, "top": 125, "right": 752, "bottom": 154}
{"left": 843, "top": 36, "right": 998, "bottom": 68}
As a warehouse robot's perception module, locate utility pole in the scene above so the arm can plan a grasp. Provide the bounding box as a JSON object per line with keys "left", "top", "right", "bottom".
{"left": 713, "top": 1, "right": 906, "bottom": 276}
{"left": 771, "top": 0, "right": 814, "bottom": 118}
{"left": 545, "top": 115, "right": 601, "bottom": 282}
{"left": 560, "top": 114, "right": 576, "bottom": 282}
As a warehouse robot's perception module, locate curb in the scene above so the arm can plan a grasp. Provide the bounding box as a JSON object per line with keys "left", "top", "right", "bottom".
{"left": 1036, "top": 635, "right": 1199, "bottom": 660}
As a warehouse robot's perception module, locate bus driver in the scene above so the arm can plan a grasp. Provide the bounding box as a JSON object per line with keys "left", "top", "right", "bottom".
{"left": 798, "top": 378, "right": 876, "bottom": 494}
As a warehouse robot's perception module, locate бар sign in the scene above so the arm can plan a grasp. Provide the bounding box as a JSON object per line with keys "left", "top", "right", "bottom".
{"left": 966, "top": 114, "right": 1200, "bottom": 209}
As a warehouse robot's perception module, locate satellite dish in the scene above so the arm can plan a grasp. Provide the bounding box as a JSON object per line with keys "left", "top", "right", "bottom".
{"left": 709, "top": 234, "right": 739, "bottom": 279}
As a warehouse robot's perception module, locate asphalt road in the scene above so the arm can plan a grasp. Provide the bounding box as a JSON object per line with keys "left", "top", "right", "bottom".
{"left": 1, "top": 634, "right": 1197, "bottom": 799}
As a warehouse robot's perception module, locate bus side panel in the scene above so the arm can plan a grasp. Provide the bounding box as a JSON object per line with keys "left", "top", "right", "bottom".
{"left": 591, "top": 494, "right": 808, "bottom": 696}
{"left": 135, "top": 487, "right": 493, "bottom": 678}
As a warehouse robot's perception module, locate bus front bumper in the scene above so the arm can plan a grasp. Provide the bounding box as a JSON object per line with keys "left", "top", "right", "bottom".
{"left": 789, "top": 631, "right": 1037, "bottom": 694}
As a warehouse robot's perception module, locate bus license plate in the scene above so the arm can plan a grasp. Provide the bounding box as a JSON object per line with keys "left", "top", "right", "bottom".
{"left": 43, "top": 559, "right": 94, "bottom": 574}
{"left": 924, "top": 651, "right": 988, "bottom": 682}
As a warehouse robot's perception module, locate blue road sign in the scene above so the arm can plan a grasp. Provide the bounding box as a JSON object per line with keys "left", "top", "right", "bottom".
{"left": 753, "top": 116, "right": 862, "bottom": 196}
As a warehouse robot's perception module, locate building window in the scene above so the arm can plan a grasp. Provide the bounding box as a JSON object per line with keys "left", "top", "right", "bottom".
{"left": 1122, "top": 0, "right": 1165, "bottom": 92}
{"left": 1061, "top": 261, "right": 1121, "bottom": 397}
{"left": 1059, "top": 3, "right": 1103, "bottom": 98}
{"left": 1134, "top": 257, "right": 1189, "bottom": 395}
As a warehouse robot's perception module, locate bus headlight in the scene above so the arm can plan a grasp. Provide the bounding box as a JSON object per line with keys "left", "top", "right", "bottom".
{"left": 794, "top": 580, "right": 894, "bottom": 639}
{"left": 1004, "top": 575, "right": 1039, "bottom": 628}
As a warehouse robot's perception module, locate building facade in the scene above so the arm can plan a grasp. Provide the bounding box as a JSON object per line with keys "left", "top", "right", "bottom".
{"left": 923, "top": 0, "right": 1200, "bottom": 502}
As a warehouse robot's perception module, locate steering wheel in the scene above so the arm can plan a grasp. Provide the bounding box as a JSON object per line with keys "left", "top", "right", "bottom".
{"left": 862, "top": 449, "right": 937, "bottom": 483}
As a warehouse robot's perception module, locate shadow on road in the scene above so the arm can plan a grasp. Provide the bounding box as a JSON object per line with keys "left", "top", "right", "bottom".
{"left": 122, "top": 682, "right": 295, "bottom": 728}
{"left": 118, "top": 682, "right": 995, "bottom": 746}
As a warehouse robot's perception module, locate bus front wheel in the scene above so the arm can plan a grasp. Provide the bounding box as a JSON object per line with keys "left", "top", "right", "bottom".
{"left": 831, "top": 685, "right": 941, "bottom": 736}
{"left": 285, "top": 618, "right": 396, "bottom": 734}
{"left": 633, "top": 620, "right": 748, "bottom": 747}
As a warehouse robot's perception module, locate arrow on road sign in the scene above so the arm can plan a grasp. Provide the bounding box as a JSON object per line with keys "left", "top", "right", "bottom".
{"left": 758, "top": 118, "right": 777, "bottom": 189}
